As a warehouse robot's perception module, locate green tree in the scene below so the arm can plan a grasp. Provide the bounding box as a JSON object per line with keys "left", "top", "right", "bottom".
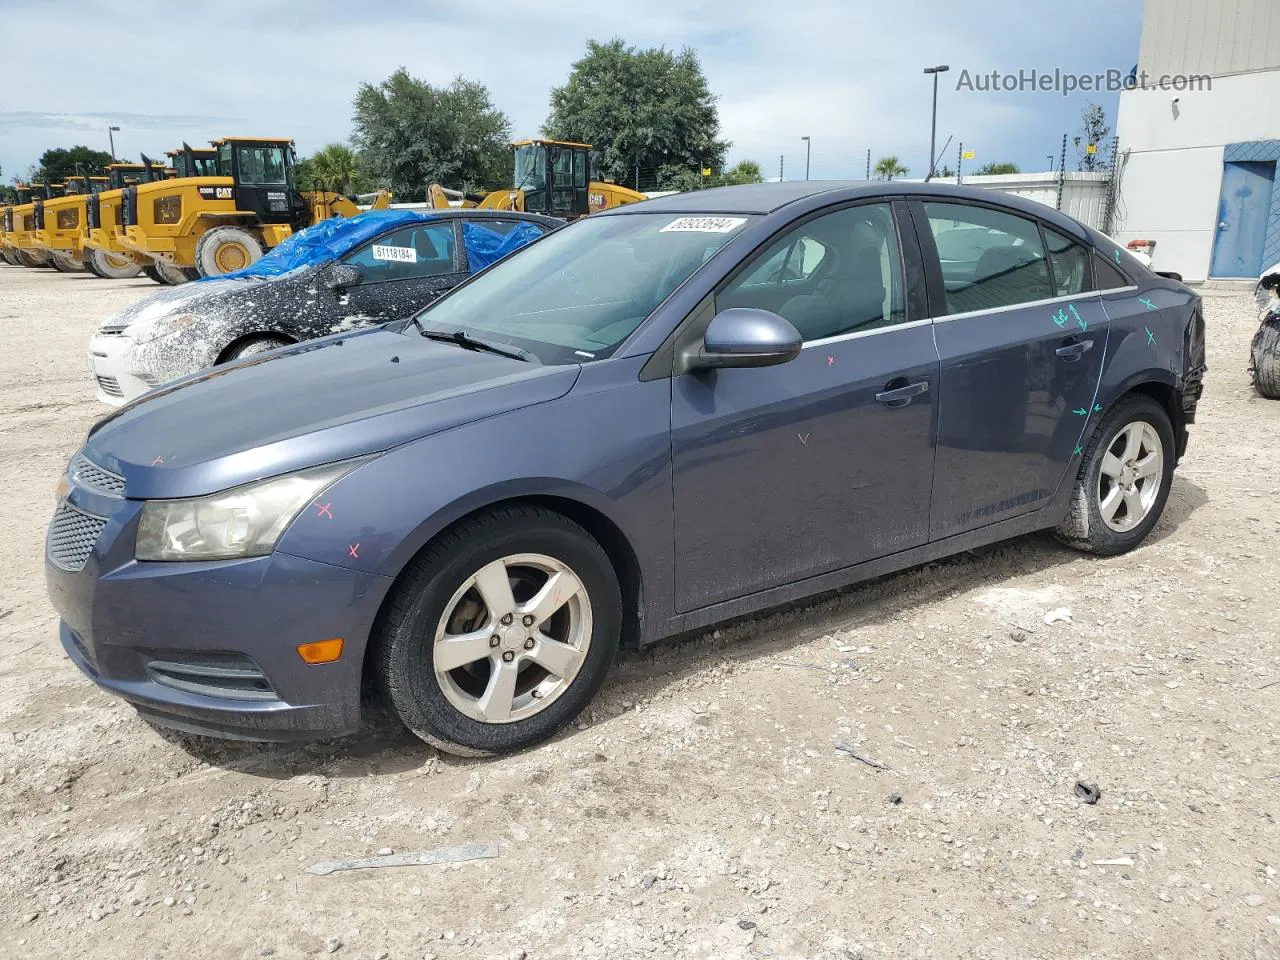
{"left": 33, "top": 145, "right": 113, "bottom": 183}
{"left": 874, "top": 156, "right": 907, "bottom": 180}
{"left": 1073, "top": 103, "right": 1111, "bottom": 172}
{"left": 974, "top": 161, "right": 1020, "bottom": 175}
{"left": 719, "top": 159, "right": 763, "bottom": 185}
{"left": 299, "top": 142, "right": 362, "bottom": 194}
{"left": 352, "top": 69, "right": 511, "bottom": 200}
{"left": 544, "top": 38, "right": 729, "bottom": 191}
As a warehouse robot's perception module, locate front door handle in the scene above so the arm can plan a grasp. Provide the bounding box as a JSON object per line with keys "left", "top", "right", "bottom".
{"left": 1055, "top": 339, "right": 1094, "bottom": 362}
{"left": 875, "top": 378, "right": 929, "bottom": 408}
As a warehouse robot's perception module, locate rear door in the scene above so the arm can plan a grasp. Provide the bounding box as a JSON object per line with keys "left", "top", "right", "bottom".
{"left": 670, "top": 200, "right": 939, "bottom": 612}
{"left": 915, "top": 200, "right": 1110, "bottom": 539}
{"left": 338, "top": 220, "right": 466, "bottom": 322}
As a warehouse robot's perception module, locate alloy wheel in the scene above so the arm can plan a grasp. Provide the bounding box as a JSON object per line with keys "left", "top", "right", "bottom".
{"left": 432, "top": 553, "right": 592, "bottom": 724}
{"left": 1097, "top": 421, "right": 1164, "bottom": 532}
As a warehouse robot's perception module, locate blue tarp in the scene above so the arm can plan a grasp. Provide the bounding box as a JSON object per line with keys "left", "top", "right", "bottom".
{"left": 205, "top": 209, "right": 434, "bottom": 281}
{"left": 462, "top": 219, "right": 546, "bottom": 271}
{"left": 204, "top": 209, "right": 545, "bottom": 281}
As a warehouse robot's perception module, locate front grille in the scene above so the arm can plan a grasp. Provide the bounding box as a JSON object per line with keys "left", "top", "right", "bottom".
{"left": 47, "top": 503, "right": 107, "bottom": 572}
{"left": 96, "top": 375, "right": 123, "bottom": 397}
{"left": 70, "top": 452, "right": 125, "bottom": 496}
{"left": 144, "top": 652, "right": 278, "bottom": 701}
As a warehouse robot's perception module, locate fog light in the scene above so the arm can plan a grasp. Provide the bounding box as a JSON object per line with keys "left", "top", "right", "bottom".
{"left": 297, "top": 638, "right": 344, "bottom": 664}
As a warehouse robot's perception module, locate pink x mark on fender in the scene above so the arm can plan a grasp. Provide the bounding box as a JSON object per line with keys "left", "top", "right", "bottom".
{"left": 348, "top": 543, "right": 360, "bottom": 559}
{"left": 314, "top": 502, "right": 333, "bottom": 520}
{"left": 150, "top": 456, "right": 165, "bottom": 466}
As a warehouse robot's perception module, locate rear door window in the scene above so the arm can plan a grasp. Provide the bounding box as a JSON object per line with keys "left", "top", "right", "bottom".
{"left": 923, "top": 202, "right": 1052, "bottom": 314}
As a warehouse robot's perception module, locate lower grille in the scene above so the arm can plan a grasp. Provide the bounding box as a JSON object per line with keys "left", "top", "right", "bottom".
{"left": 96, "top": 375, "right": 123, "bottom": 397}
{"left": 144, "top": 652, "right": 278, "bottom": 701}
{"left": 47, "top": 504, "right": 107, "bottom": 572}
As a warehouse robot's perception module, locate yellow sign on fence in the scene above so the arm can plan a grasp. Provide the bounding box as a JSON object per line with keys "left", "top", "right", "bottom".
{"left": 962, "top": 150, "right": 975, "bottom": 160}
{"left": 1086, "top": 143, "right": 1097, "bottom": 155}
{"left": 701, "top": 167, "right": 712, "bottom": 176}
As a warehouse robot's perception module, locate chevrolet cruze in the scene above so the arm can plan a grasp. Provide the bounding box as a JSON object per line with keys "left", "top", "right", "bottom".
{"left": 46, "top": 182, "right": 1206, "bottom": 756}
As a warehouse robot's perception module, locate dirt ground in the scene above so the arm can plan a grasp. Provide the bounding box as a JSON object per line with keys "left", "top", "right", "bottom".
{"left": 1, "top": 265, "right": 1277, "bottom": 960}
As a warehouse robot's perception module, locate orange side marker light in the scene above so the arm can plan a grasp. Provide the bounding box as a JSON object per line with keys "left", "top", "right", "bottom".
{"left": 297, "top": 638, "right": 344, "bottom": 664}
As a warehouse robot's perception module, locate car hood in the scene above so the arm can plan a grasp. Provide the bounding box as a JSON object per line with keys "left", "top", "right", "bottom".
{"left": 85, "top": 327, "right": 580, "bottom": 499}
{"left": 99, "top": 276, "right": 271, "bottom": 335}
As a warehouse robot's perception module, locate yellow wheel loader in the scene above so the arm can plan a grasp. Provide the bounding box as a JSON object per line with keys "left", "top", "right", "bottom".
{"left": 83, "top": 162, "right": 175, "bottom": 281}
{"left": 428, "top": 139, "right": 648, "bottom": 219}
{"left": 9, "top": 184, "right": 59, "bottom": 268}
{"left": 120, "top": 137, "right": 392, "bottom": 278}
{"left": 36, "top": 174, "right": 112, "bottom": 273}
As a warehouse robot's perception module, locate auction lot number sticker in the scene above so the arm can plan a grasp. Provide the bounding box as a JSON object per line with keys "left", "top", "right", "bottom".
{"left": 372, "top": 244, "right": 418, "bottom": 263}
{"left": 660, "top": 216, "right": 748, "bottom": 233}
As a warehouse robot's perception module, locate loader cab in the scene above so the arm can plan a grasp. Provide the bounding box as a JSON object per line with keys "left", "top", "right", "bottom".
{"left": 212, "top": 137, "right": 308, "bottom": 229}
{"left": 62, "top": 177, "right": 89, "bottom": 196}
{"left": 512, "top": 139, "right": 591, "bottom": 219}
{"left": 89, "top": 176, "right": 109, "bottom": 194}
{"left": 168, "top": 147, "right": 220, "bottom": 179}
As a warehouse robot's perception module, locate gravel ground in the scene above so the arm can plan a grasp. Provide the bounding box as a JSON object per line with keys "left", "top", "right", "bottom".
{"left": 1, "top": 265, "right": 1278, "bottom": 960}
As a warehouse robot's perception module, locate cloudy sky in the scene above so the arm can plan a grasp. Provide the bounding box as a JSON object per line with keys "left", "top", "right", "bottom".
{"left": 0, "top": 0, "right": 1142, "bottom": 183}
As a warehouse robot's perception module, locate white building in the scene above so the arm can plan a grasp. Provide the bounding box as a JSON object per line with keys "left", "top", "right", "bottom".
{"left": 1113, "top": 0, "right": 1280, "bottom": 282}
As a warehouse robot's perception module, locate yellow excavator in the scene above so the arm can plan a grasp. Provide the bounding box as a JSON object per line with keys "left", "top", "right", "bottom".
{"left": 428, "top": 139, "right": 648, "bottom": 218}
{"left": 119, "top": 137, "right": 391, "bottom": 277}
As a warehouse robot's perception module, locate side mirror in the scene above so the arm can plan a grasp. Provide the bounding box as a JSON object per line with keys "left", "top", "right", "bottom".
{"left": 690, "top": 308, "right": 803, "bottom": 370}
{"left": 324, "top": 263, "right": 363, "bottom": 291}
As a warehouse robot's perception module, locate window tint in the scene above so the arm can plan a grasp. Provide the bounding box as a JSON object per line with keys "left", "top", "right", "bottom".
{"left": 1044, "top": 227, "right": 1091, "bottom": 296}
{"left": 345, "top": 222, "right": 457, "bottom": 282}
{"left": 719, "top": 203, "right": 905, "bottom": 342}
{"left": 236, "top": 146, "right": 288, "bottom": 186}
{"left": 1093, "top": 253, "right": 1131, "bottom": 290}
{"left": 923, "top": 202, "right": 1051, "bottom": 314}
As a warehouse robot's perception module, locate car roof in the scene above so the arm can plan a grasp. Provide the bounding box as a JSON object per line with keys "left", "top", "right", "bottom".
{"left": 416, "top": 208, "right": 560, "bottom": 226}
{"left": 605, "top": 180, "right": 1090, "bottom": 238}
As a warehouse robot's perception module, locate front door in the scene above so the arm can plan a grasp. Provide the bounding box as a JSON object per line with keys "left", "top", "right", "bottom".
{"left": 338, "top": 220, "right": 466, "bottom": 322}
{"left": 670, "top": 201, "right": 939, "bottom": 612}
{"left": 916, "top": 200, "right": 1110, "bottom": 539}
{"left": 1211, "top": 160, "right": 1276, "bottom": 278}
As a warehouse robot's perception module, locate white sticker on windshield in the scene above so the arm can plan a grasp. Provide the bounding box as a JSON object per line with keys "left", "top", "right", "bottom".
{"left": 371, "top": 244, "right": 417, "bottom": 263}
{"left": 660, "top": 216, "right": 748, "bottom": 234}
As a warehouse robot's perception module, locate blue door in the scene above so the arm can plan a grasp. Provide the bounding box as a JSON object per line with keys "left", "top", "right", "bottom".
{"left": 669, "top": 202, "right": 939, "bottom": 612}
{"left": 1211, "top": 161, "right": 1275, "bottom": 278}
{"left": 916, "top": 201, "right": 1110, "bottom": 539}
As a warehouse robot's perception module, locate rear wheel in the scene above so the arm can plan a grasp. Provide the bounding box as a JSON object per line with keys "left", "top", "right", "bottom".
{"left": 153, "top": 259, "right": 190, "bottom": 286}
{"left": 50, "top": 252, "right": 86, "bottom": 273}
{"left": 16, "top": 250, "right": 49, "bottom": 268}
{"left": 195, "top": 226, "right": 263, "bottom": 277}
{"left": 88, "top": 249, "right": 142, "bottom": 280}
{"left": 1250, "top": 321, "right": 1280, "bottom": 399}
{"left": 376, "top": 505, "right": 622, "bottom": 756}
{"left": 221, "top": 335, "right": 290, "bottom": 362}
{"left": 1055, "top": 395, "right": 1175, "bottom": 555}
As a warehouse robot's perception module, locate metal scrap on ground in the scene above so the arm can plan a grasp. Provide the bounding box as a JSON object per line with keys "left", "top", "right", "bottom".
{"left": 834, "top": 742, "right": 899, "bottom": 773}
{"left": 307, "top": 842, "right": 500, "bottom": 876}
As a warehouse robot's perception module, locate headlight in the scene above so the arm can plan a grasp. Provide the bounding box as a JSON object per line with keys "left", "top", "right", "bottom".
{"left": 136, "top": 461, "right": 362, "bottom": 561}
{"left": 132, "top": 313, "right": 201, "bottom": 344}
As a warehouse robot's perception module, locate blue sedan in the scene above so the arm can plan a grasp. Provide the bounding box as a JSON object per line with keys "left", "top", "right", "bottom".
{"left": 45, "top": 182, "right": 1207, "bottom": 755}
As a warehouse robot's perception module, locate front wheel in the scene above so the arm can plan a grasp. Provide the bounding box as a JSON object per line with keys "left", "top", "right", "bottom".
{"left": 376, "top": 505, "right": 622, "bottom": 756}
{"left": 1055, "top": 395, "right": 1175, "bottom": 555}
{"left": 195, "top": 226, "right": 263, "bottom": 277}
{"left": 1251, "top": 320, "right": 1280, "bottom": 399}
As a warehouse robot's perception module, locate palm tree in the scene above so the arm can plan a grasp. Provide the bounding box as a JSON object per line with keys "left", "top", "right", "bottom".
{"left": 305, "top": 143, "right": 360, "bottom": 194}
{"left": 873, "top": 156, "right": 908, "bottom": 181}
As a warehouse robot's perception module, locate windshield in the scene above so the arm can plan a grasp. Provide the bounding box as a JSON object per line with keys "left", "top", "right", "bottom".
{"left": 410, "top": 212, "right": 753, "bottom": 364}
{"left": 513, "top": 145, "right": 546, "bottom": 192}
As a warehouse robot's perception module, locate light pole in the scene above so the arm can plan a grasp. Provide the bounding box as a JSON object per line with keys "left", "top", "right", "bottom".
{"left": 107, "top": 125, "right": 120, "bottom": 161}
{"left": 801, "top": 136, "right": 811, "bottom": 180}
{"left": 922, "top": 65, "right": 949, "bottom": 180}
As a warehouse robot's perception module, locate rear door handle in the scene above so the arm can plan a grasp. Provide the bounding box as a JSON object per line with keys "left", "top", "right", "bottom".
{"left": 875, "top": 379, "right": 929, "bottom": 407}
{"left": 1055, "top": 339, "right": 1094, "bottom": 361}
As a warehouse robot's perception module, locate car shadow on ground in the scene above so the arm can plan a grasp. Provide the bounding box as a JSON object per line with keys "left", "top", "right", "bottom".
{"left": 162, "top": 476, "right": 1209, "bottom": 779}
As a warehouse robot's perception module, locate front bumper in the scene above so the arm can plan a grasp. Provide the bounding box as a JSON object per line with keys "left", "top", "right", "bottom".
{"left": 45, "top": 475, "right": 396, "bottom": 740}
{"left": 87, "top": 333, "right": 153, "bottom": 406}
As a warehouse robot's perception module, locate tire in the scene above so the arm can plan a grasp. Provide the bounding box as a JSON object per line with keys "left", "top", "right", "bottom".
{"left": 142, "top": 263, "right": 167, "bottom": 284}
{"left": 375, "top": 505, "right": 623, "bottom": 756}
{"left": 154, "top": 259, "right": 190, "bottom": 285}
{"left": 195, "top": 226, "right": 263, "bottom": 277}
{"left": 1250, "top": 321, "right": 1280, "bottom": 399}
{"left": 16, "top": 250, "right": 49, "bottom": 268}
{"left": 1, "top": 249, "right": 21, "bottom": 266}
{"left": 221, "top": 335, "right": 290, "bottom": 362}
{"left": 1055, "top": 395, "right": 1176, "bottom": 555}
{"left": 88, "top": 249, "right": 142, "bottom": 280}
{"left": 50, "top": 252, "right": 87, "bottom": 273}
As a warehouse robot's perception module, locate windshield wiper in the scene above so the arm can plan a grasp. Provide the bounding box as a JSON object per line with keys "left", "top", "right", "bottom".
{"left": 417, "top": 327, "right": 538, "bottom": 363}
